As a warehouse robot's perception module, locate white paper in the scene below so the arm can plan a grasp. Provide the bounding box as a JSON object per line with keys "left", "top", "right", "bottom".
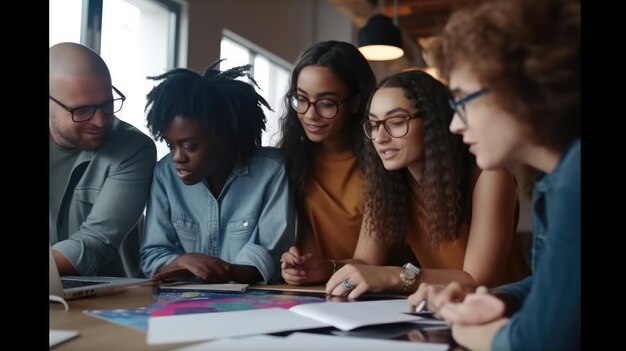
{"left": 147, "top": 308, "right": 329, "bottom": 344}
{"left": 289, "top": 299, "right": 420, "bottom": 331}
{"left": 355, "top": 299, "right": 448, "bottom": 325}
{"left": 49, "top": 330, "right": 79, "bottom": 348}
{"left": 172, "top": 332, "right": 448, "bottom": 351}
{"left": 159, "top": 283, "right": 248, "bottom": 292}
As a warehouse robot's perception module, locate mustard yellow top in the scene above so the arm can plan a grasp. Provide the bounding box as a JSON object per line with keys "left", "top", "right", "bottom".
{"left": 406, "top": 169, "right": 530, "bottom": 286}
{"left": 299, "top": 148, "right": 364, "bottom": 260}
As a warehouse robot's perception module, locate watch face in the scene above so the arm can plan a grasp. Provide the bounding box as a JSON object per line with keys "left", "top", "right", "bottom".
{"left": 403, "top": 267, "right": 416, "bottom": 279}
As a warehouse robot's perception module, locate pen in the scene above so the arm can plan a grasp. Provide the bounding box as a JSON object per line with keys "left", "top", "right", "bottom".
{"left": 415, "top": 300, "right": 427, "bottom": 312}
{"left": 406, "top": 300, "right": 435, "bottom": 318}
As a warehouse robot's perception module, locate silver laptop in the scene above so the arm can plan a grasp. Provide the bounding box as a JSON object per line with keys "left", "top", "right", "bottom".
{"left": 49, "top": 244, "right": 150, "bottom": 299}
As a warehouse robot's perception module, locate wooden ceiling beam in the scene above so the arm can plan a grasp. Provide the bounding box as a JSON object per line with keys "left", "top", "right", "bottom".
{"left": 382, "top": 0, "right": 476, "bottom": 16}
{"left": 327, "top": 0, "right": 376, "bottom": 27}
{"left": 397, "top": 12, "right": 450, "bottom": 38}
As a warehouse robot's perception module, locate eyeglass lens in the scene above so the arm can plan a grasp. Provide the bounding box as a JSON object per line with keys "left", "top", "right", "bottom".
{"left": 290, "top": 95, "right": 340, "bottom": 119}
{"left": 448, "top": 89, "right": 489, "bottom": 125}
{"left": 73, "top": 99, "right": 124, "bottom": 122}
{"left": 363, "top": 116, "right": 410, "bottom": 139}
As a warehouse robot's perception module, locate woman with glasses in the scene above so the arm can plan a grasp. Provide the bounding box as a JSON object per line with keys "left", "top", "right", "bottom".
{"left": 326, "top": 70, "right": 529, "bottom": 298}
{"left": 408, "top": 0, "right": 580, "bottom": 349}
{"left": 278, "top": 41, "right": 378, "bottom": 286}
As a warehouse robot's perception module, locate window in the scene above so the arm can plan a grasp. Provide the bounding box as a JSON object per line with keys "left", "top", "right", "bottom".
{"left": 49, "top": 0, "right": 185, "bottom": 161}
{"left": 100, "top": 0, "right": 182, "bottom": 160}
{"left": 49, "top": 0, "right": 82, "bottom": 45}
{"left": 220, "top": 31, "right": 291, "bottom": 147}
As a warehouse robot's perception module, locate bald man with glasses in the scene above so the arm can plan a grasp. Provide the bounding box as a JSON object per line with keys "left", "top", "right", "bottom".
{"left": 49, "top": 42, "right": 156, "bottom": 277}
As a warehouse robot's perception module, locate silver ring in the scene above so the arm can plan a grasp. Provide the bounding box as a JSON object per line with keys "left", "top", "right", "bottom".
{"left": 342, "top": 279, "right": 353, "bottom": 291}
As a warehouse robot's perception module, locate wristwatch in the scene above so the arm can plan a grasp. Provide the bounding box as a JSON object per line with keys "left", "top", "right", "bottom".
{"left": 399, "top": 263, "right": 421, "bottom": 292}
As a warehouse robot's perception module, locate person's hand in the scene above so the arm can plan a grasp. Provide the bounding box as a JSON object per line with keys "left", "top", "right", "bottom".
{"left": 152, "top": 267, "right": 196, "bottom": 282}
{"left": 158, "top": 253, "right": 232, "bottom": 283}
{"left": 325, "top": 263, "right": 396, "bottom": 299}
{"left": 280, "top": 246, "right": 307, "bottom": 284}
{"left": 438, "top": 286, "right": 505, "bottom": 326}
{"left": 325, "top": 294, "right": 350, "bottom": 303}
{"left": 52, "top": 250, "right": 80, "bottom": 276}
{"left": 408, "top": 282, "right": 445, "bottom": 312}
{"left": 280, "top": 246, "right": 332, "bottom": 285}
{"left": 409, "top": 281, "right": 474, "bottom": 316}
{"left": 407, "top": 328, "right": 451, "bottom": 344}
{"left": 447, "top": 314, "right": 510, "bottom": 351}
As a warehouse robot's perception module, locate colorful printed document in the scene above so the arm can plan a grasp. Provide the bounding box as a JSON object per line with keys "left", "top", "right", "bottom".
{"left": 154, "top": 288, "right": 269, "bottom": 304}
{"left": 159, "top": 283, "right": 248, "bottom": 292}
{"left": 84, "top": 307, "right": 152, "bottom": 332}
{"left": 84, "top": 290, "right": 324, "bottom": 332}
{"left": 151, "top": 293, "right": 323, "bottom": 317}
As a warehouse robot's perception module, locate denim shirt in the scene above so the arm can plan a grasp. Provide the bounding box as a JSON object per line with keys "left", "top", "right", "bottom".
{"left": 140, "top": 147, "right": 296, "bottom": 284}
{"left": 492, "top": 139, "right": 580, "bottom": 351}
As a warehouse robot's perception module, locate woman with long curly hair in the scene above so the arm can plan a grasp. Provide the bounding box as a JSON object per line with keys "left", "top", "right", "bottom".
{"left": 325, "top": 70, "right": 529, "bottom": 298}
{"left": 408, "top": 0, "right": 580, "bottom": 349}
{"left": 278, "top": 41, "right": 378, "bottom": 285}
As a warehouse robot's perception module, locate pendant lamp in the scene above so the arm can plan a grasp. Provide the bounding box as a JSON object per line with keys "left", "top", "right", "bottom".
{"left": 357, "top": 0, "right": 404, "bottom": 61}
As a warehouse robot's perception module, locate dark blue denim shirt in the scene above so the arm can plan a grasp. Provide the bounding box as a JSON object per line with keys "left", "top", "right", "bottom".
{"left": 493, "top": 139, "right": 580, "bottom": 351}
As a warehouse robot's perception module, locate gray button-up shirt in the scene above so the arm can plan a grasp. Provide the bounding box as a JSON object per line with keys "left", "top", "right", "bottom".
{"left": 50, "top": 117, "right": 156, "bottom": 276}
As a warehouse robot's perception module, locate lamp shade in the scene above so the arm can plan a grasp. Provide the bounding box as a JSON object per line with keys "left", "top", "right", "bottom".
{"left": 357, "top": 14, "right": 404, "bottom": 61}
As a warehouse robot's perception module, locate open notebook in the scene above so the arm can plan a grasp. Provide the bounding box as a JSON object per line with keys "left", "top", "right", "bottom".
{"left": 49, "top": 244, "right": 149, "bottom": 300}
{"left": 148, "top": 299, "right": 425, "bottom": 344}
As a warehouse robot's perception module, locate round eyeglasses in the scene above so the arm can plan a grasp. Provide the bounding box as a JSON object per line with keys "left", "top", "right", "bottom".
{"left": 289, "top": 94, "right": 354, "bottom": 119}
{"left": 362, "top": 114, "right": 421, "bottom": 140}
{"left": 448, "top": 88, "right": 489, "bottom": 126}
{"left": 49, "top": 86, "right": 126, "bottom": 123}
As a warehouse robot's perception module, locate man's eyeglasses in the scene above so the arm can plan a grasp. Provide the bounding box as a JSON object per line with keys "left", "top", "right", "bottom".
{"left": 49, "top": 86, "right": 126, "bottom": 123}
{"left": 448, "top": 88, "right": 489, "bottom": 126}
{"left": 289, "top": 94, "right": 354, "bottom": 119}
{"left": 362, "top": 114, "right": 421, "bottom": 140}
